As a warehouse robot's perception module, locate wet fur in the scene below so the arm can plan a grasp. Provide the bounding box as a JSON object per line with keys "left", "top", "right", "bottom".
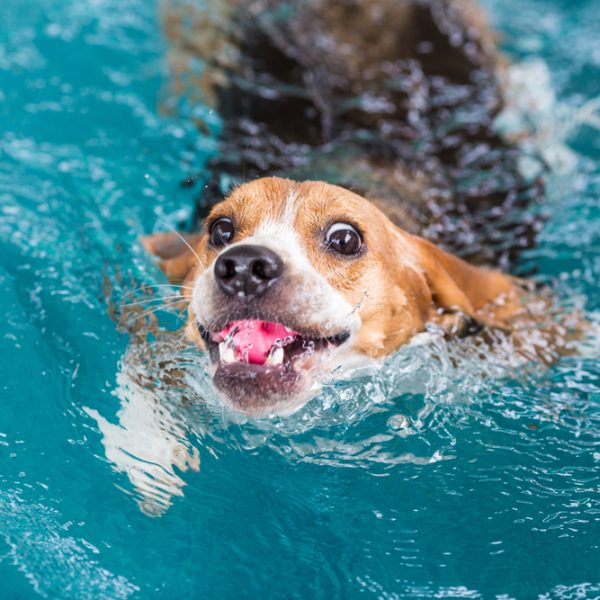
{"left": 144, "top": 177, "right": 574, "bottom": 365}
{"left": 140, "top": 0, "right": 584, "bottom": 411}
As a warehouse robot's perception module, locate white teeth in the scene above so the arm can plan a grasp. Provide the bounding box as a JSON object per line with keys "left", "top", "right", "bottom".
{"left": 218, "top": 342, "right": 285, "bottom": 366}
{"left": 265, "top": 346, "right": 284, "bottom": 366}
{"left": 218, "top": 341, "right": 236, "bottom": 364}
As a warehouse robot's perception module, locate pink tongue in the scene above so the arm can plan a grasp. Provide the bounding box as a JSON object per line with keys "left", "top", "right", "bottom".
{"left": 214, "top": 320, "right": 299, "bottom": 365}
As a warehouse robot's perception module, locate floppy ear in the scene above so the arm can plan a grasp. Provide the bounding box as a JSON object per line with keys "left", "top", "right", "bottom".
{"left": 407, "top": 234, "right": 518, "bottom": 333}
{"left": 141, "top": 232, "right": 204, "bottom": 284}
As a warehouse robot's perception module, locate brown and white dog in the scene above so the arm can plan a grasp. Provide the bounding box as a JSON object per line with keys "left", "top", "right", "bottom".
{"left": 95, "top": 174, "right": 577, "bottom": 515}
{"left": 142, "top": 177, "right": 552, "bottom": 415}
{"left": 129, "top": 0, "right": 588, "bottom": 418}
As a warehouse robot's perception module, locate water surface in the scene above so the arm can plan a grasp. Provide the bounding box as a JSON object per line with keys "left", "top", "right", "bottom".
{"left": 0, "top": 0, "right": 599, "bottom": 598}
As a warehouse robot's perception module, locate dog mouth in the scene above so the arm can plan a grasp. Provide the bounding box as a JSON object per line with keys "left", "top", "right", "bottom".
{"left": 197, "top": 319, "right": 350, "bottom": 412}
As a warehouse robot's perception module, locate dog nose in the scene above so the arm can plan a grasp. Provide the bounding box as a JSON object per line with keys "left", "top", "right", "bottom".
{"left": 214, "top": 244, "right": 283, "bottom": 298}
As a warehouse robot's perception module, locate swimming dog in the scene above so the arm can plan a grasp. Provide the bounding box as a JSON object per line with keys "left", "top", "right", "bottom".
{"left": 135, "top": 0, "right": 578, "bottom": 414}
{"left": 141, "top": 177, "right": 574, "bottom": 416}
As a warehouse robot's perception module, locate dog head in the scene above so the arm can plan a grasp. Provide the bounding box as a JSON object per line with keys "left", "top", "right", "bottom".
{"left": 143, "top": 177, "right": 517, "bottom": 415}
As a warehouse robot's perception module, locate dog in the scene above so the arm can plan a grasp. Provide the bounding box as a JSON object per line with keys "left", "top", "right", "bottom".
{"left": 132, "top": 0, "right": 585, "bottom": 416}
{"left": 141, "top": 176, "right": 577, "bottom": 416}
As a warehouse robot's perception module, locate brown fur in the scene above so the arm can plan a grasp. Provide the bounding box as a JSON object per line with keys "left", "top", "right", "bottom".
{"left": 143, "top": 178, "right": 540, "bottom": 360}
{"left": 141, "top": 2, "right": 580, "bottom": 375}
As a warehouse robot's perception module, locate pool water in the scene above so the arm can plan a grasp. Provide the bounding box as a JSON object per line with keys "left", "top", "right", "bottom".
{"left": 1, "top": 0, "right": 599, "bottom": 598}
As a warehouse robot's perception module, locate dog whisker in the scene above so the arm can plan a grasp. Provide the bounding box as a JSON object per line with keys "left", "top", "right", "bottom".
{"left": 152, "top": 216, "right": 204, "bottom": 268}
{"left": 126, "top": 300, "right": 187, "bottom": 323}
{"left": 119, "top": 284, "right": 193, "bottom": 303}
{"left": 120, "top": 294, "right": 186, "bottom": 308}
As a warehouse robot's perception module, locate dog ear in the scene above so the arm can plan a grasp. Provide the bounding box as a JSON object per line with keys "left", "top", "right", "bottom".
{"left": 141, "top": 232, "right": 204, "bottom": 283}
{"left": 405, "top": 234, "right": 518, "bottom": 333}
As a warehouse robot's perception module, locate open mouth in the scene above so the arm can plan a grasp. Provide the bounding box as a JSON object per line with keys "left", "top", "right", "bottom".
{"left": 197, "top": 319, "right": 350, "bottom": 410}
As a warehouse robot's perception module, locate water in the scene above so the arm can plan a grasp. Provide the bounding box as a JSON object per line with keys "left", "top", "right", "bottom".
{"left": 0, "top": 0, "right": 599, "bottom": 598}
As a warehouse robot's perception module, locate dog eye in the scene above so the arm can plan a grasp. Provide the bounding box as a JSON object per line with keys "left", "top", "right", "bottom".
{"left": 324, "top": 222, "right": 362, "bottom": 256}
{"left": 209, "top": 218, "right": 235, "bottom": 247}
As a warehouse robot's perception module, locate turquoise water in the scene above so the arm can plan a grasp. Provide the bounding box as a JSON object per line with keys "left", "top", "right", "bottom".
{"left": 1, "top": 0, "right": 599, "bottom": 598}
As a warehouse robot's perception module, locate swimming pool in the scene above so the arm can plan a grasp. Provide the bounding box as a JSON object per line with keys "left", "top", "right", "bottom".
{"left": 0, "top": 0, "right": 599, "bottom": 598}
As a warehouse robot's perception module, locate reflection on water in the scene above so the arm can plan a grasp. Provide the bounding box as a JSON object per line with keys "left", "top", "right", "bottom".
{"left": 85, "top": 369, "right": 201, "bottom": 516}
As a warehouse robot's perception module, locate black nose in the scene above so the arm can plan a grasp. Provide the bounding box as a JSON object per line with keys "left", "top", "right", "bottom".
{"left": 214, "top": 244, "right": 283, "bottom": 298}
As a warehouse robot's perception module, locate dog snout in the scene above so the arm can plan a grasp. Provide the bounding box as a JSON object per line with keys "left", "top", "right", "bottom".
{"left": 214, "top": 244, "right": 283, "bottom": 298}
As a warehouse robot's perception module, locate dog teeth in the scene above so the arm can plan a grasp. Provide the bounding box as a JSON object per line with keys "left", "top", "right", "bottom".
{"left": 266, "top": 346, "right": 284, "bottom": 366}
{"left": 218, "top": 342, "right": 285, "bottom": 366}
{"left": 218, "top": 341, "right": 236, "bottom": 364}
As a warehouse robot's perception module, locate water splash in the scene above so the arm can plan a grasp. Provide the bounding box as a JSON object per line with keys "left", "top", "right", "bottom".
{"left": 89, "top": 289, "right": 599, "bottom": 511}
